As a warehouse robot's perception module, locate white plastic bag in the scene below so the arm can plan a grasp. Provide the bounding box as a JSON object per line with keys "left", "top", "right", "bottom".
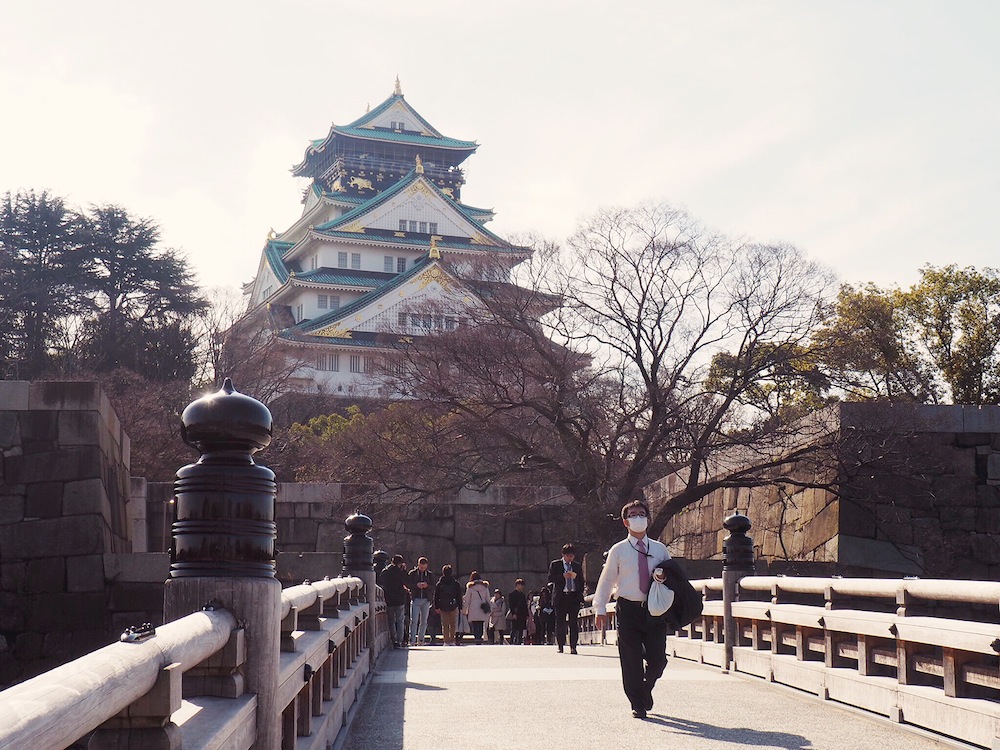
{"left": 647, "top": 579, "right": 675, "bottom": 617}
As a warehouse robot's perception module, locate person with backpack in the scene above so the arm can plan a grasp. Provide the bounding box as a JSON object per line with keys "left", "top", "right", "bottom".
{"left": 434, "top": 564, "right": 463, "bottom": 646}
{"left": 593, "top": 499, "right": 672, "bottom": 719}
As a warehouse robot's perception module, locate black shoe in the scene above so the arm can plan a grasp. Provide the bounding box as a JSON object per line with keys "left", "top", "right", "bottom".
{"left": 557, "top": 646, "right": 564, "bottom": 653}
{"left": 644, "top": 688, "right": 654, "bottom": 711}
{"left": 570, "top": 647, "right": 578, "bottom": 654}
{"left": 631, "top": 709, "right": 646, "bottom": 719}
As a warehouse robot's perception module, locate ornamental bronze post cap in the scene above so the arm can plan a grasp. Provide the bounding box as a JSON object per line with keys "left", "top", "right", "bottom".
{"left": 345, "top": 513, "right": 373, "bottom": 534}
{"left": 181, "top": 378, "right": 272, "bottom": 453}
{"left": 723, "top": 512, "right": 752, "bottom": 533}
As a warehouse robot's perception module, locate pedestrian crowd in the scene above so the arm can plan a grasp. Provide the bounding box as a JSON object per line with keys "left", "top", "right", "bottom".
{"left": 375, "top": 553, "right": 570, "bottom": 647}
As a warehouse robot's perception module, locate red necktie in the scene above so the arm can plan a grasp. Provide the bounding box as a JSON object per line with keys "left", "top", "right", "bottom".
{"left": 637, "top": 539, "right": 650, "bottom": 595}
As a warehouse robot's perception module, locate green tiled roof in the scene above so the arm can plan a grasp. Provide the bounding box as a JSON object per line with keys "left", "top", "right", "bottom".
{"left": 330, "top": 125, "right": 476, "bottom": 150}
{"left": 345, "top": 93, "right": 442, "bottom": 137}
{"left": 264, "top": 240, "right": 294, "bottom": 283}
{"left": 296, "top": 268, "right": 395, "bottom": 287}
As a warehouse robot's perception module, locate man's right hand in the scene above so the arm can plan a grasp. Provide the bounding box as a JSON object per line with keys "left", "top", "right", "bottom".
{"left": 595, "top": 614, "right": 607, "bottom": 630}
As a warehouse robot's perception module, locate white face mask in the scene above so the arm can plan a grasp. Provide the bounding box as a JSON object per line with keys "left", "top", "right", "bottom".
{"left": 626, "top": 516, "right": 648, "bottom": 533}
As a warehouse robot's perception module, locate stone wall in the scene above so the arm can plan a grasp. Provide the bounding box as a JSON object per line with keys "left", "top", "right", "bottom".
{"left": 0, "top": 381, "right": 164, "bottom": 687}
{"left": 147, "top": 481, "right": 589, "bottom": 598}
{"left": 651, "top": 403, "right": 1000, "bottom": 579}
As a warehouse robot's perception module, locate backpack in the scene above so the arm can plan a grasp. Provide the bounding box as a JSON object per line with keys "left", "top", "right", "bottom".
{"left": 438, "top": 578, "right": 461, "bottom": 611}
{"left": 654, "top": 559, "right": 703, "bottom": 630}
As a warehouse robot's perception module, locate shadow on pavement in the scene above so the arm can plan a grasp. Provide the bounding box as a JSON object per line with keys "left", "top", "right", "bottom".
{"left": 648, "top": 715, "right": 811, "bottom": 749}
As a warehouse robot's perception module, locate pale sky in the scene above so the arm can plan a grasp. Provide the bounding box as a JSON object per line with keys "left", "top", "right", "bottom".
{"left": 1, "top": 2, "right": 997, "bottom": 295}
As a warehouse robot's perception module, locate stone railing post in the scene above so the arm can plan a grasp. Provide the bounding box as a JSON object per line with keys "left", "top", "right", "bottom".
{"left": 163, "top": 378, "right": 282, "bottom": 749}
{"left": 344, "top": 513, "right": 376, "bottom": 664}
{"left": 722, "top": 512, "right": 754, "bottom": 672}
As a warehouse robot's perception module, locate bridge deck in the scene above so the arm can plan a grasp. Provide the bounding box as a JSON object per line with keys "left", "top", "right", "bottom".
{"left": 340, "top": 643, "right": 960, "bottom": 750}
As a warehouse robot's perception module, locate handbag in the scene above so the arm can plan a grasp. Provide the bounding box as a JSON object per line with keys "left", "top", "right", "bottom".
{"left": 646, "top": 578, "right": 676, "bottom": 617}
{"left": 480, "top": 601, "right": 491, "bottom": 614}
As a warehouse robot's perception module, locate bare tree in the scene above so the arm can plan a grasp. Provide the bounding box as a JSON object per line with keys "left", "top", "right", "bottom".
{"left": 313, "top": 202, "right": 837, "bottom": 545}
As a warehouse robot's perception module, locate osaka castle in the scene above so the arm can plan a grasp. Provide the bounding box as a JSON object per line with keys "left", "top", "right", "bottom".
{"left": 240, "top": 79, "right": 531, "bottom": 398}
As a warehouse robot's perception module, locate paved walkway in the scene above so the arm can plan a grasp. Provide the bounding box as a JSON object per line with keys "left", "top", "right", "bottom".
{"left": 340, "top": 643, "right": 962, "bottom": 750}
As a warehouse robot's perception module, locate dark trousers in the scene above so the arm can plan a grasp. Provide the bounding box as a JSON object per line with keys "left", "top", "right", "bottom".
{"left": 554, "top": 595, "right": 581, "bottom": 648}
{"left": 615, "top": 599, "right": 668, "bottom": 711}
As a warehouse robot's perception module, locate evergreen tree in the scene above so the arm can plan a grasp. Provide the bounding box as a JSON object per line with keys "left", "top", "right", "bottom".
{"left": 0, "top": 190, "right": 88, "bottom": 378}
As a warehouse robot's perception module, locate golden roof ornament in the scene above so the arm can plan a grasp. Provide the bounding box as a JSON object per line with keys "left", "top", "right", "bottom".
{"left": 394, "top": 76, "right": 402, "bottom": 96}
{"left": 429, "top": 235, "right": 441, "bottom": 259}
{"left": 415, "top": 154, "right": 424, "bottom": 174}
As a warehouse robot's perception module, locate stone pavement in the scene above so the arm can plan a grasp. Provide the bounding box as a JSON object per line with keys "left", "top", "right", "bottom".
{"left": 339, "top": 643, "right": 963, "bottom": 750}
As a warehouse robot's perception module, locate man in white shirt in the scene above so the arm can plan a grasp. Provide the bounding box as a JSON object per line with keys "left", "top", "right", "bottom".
{"left": 594, "top": 499, "right": 671, "bottom": 719}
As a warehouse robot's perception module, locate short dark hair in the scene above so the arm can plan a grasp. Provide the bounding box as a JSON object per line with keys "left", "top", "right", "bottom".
{"left": 561, "top": 543, "right": 576, "bottom": 555}
{"left": 441, "top": 564, "right": 453, "bottom": 576}
{"left": 621, "top": 499, "right": 650, "bottom": 520}
{"left": 515, "top": 578, "right": 525, "bottom": 586}
{"left": 418, "top": 556, "right": 429, "bottom": 565}
{"left": 391, "top": 554, "right": 404, "bottom": 565}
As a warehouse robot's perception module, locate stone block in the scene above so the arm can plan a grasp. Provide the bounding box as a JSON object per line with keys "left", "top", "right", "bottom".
{"left": 838, "top": 534, "right": 922, "bottom": 576}
{"left": 940, "top": 507, "right": 977, "bottom": 532}
{"left": 968, "top": 534, "right": 1000, "bottom": 565}
{"left": 518, "top": 545, "right": 549, "bottom": 574}
{"left": 482, "top": 545, "right": 519, "bottom": 573}
{"left": 453, "top": 507, "right": 497, "bottom": 546}
{"left": 28, "top": 381, "right": 103, "bottom": 411}
{"left": 401, "top": 518, "right": 455, "bottom": 537}
{"left": 57, "top": 410, "right": 101, "bottom": 447}
{"left": 956, "top": 432, "right": 993, "bottom": 447}
{"left": 315, "top": 522, "right": 344, "bottom": 554}
{"left": 63, "top": 478, "right": 110, "bottom": 516}
{"left": 505, "top": 520, "right": 543, "bottom": 546}
{"left": 103, "top": 553, "right": 169, "bottom": 582}
{"left": 962, "top": 405, "right": 1000, "bottom": 433}
{"left": 913, "top": 404, "right": 964, "bottom": 432}
{"left": 0, "top": 412, "right": 19, "bottom": 449}
{"left": 109, "top": 581, "right": 164, "bottom": 612}
{"left": 0, "top": 380, "right": 29, "bottom": 410}
{"left": 25, "top": 558, "right": 66, "bottom": 593}
{"left": 28, "top": 592, "right": 107, "bottom": 632}
{"left": 0, "top": 592, "right": 24, "bottom": 630}
{"left": 67, "top": 555, "right": 106, "bottom": 592}
{"left": 25, "top": 482, "right": 63, "bottom": 519}
{"left": 0, "top": 515, "right": 108, "bottom": 558}
{"left": 18, "top": 412, "right": 58, "bottom": 454}
{"left": 988, "top": 454, "right": 1000, "bottom": 482}
{"left": 801, "top": 502, "right": 839, "bottom": 554}
{"left": 6, "top": 446, "right": 103, "bottom": 484}
{"left": 0, "top": 493, "right": 25, "bottom": 525}
{"left": 456, "top": 548, "right": 482, "bottom": 578}
{"left": 276, "top": 552, "right": 343, "bottom": 584}
{"left": 1, "top": 561, "right": 25, "bottom": 593}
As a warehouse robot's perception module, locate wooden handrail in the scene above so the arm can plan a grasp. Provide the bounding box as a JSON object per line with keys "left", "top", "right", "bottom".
{"left": 0, "top": 608, "right": 236, "bottom": 750}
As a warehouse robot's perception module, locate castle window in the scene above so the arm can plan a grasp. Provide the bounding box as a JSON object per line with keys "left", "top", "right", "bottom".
{"left": 295, "top": 304, "right": 304, "bottom": 322}
{"left": 316, "top": 352, "right": 339, "bottom": 371}
{"left": 408, "top": 220, "right": 417, "bottom": 232}
{"left": 338, "top": 252, "right": 348, "bottom": 268}
{"left": 397, "top": 312, "right": 408, "bottom": 327}
{"left": 351, "top": 253, "right": 361, "bottom": 270}
{"left": 399, "top": 219, "right": 407, "bottom": 232}
{"left": 310, "top": 254, "right": 318, "bottom": 270}
{"left": 318, "top": 294, "right": 328, "bottom": 309}
{"left": 419, "top": 221, "right": 427, "bottom": 233}
{"left": 397, "top": 257, "right": 407, "bottom": 273}
{"left": 429, "top": 223, "right": 438, "bottom": 234}
{"left": 384, "top": 255, "right": 394, "bottom": 272}
{"left": 330, "top": 295, "right": 341, "bottom": 309}
{"left": 350, "top": 355, "right": 362, "bottom": 373}
{"left": 445, "top": 316, "right": 457, "bottom": 330}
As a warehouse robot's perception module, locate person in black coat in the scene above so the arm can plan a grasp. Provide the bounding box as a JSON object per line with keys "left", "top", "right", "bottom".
{"left": 506, "top": 578, "right": 529, "bottom": 644}
{"left": 381, "top": 554, "right": 410, "bottom": 648}
{"left": 547, "top": 543, "right": 584, "bottom": 653}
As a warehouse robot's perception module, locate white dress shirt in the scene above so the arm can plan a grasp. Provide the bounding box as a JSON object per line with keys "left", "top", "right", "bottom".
{"left": 593, "top": 534, "right": 671, "bottom": 614}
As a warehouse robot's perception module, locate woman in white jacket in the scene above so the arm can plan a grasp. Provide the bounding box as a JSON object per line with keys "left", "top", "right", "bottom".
{"left": 488, "top": 589, "right": 508, "bottom": 644}
{"left": 462, "top": 571, "right": 491, "bottom": 644}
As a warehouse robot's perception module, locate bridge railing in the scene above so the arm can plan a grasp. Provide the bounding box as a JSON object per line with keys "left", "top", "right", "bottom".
{"left": 583, "top": 575, "right": 1000, "bottom": 749}
{"left": 0, "top": 575, "right": 386, "bottom": 750}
